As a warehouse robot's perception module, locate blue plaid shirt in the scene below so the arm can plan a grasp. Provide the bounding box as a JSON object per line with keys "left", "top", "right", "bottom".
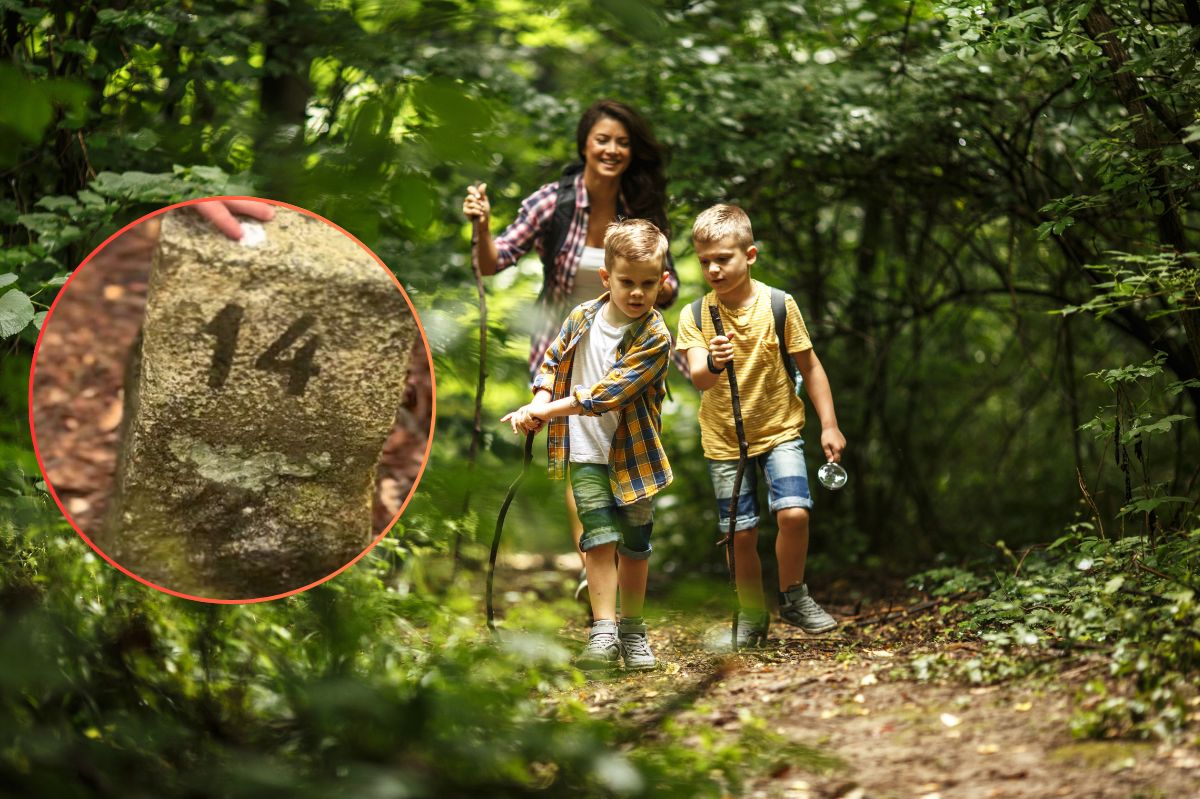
{"left": 532, "top": 295, "right": 673, "bottom": 505}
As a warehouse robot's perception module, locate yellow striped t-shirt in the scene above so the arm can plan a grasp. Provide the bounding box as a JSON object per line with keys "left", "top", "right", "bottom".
{"left": 676, "top": 280, "right": 812, "bottom": 460}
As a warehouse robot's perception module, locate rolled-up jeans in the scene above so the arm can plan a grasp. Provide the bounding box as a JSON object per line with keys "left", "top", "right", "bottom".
{"left": 707, "top": 437, "right": 813, "bottom": 534}
{"left": 570, "top": 463, "right": 654, "bottom": 560}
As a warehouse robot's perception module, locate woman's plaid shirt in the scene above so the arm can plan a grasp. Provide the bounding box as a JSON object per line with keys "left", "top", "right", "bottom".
{"left": 532, "top": 295, "right": 673, "bottom": 506}
{"left": 476, "top": 172, "right": 680, "bottom": 378}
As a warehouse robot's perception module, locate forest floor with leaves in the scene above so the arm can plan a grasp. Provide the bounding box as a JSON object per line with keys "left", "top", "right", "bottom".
{"left": 492, "top": 555, "right": 1200, "bottom": 799}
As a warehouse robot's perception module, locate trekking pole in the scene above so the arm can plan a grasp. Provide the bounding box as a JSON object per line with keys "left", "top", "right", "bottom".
{"left": 486, "top": 430, "right": 535, "bottom": 638}
{"left": 453, "top": 195, "right": 489, "bottom": 576}
{"left": 709, "top": 305, "right": 749, "bottom": 653}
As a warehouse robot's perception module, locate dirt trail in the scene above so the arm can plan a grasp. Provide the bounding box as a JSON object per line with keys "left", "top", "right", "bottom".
{"left": 495, "top": 559, "right": 1200, "bottom": 798}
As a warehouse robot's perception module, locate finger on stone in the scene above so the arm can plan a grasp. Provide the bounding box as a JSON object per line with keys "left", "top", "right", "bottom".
{"left": 195, "top": 202, "right": 243, "bottom": 240}
{"left": 224, "top": 200, "right": 276, "bottom": 221}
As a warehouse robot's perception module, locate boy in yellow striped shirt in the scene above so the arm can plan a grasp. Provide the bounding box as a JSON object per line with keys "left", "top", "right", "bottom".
{"left": 676, "top": 204, "right": 846, "bottom": 648}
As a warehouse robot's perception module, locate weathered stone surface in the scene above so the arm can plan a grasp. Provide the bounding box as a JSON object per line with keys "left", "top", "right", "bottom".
{"left": 99, "top": 207, "right": 417, "bottom": 599}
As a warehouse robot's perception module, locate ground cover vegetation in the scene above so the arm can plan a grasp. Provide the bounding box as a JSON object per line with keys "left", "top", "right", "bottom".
{"left": 1, "top": 0, "right": 1198, "bottom": 794}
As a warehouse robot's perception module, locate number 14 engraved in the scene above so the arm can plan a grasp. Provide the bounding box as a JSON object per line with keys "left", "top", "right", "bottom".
{"left": 203, "top": 303, "right": 321, "bottom": 395}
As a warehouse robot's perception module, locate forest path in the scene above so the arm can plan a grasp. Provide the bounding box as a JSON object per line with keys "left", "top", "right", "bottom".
{"left": 494, "top": 557, "right": 1200, "bottom": 799}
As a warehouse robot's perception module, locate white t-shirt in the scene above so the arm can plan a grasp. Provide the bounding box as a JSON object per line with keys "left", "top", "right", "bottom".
{"left": 569, "top": 303, "right": 632, "bottom": 464}
{"left": 565, "top": 246, "right": 607, "bottom": 305}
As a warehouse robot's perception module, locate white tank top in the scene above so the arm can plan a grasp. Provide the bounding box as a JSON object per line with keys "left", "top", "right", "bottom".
{"left": 568, "top": 304, "right": 631, "bottom": 464}
{"left": 565, "top": 246, "right": 607, "bottom": 305}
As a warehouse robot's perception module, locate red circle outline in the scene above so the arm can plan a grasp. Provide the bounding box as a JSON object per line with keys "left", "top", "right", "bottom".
{"left": 28, "top": 195, "right": 438, "bottom": 604}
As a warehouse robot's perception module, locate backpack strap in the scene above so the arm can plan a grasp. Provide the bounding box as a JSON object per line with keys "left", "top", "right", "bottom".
{"left": 693, "top": 290, "right": 801, "bottom": 393}
{"left": 690, "top": 298, "right": 705, "bottom": 334}
{"left": 538, "top": 162, "right": 584, "bottom": 301}
{"left": 771, "top": 287, "right": 802, "bottom": 394}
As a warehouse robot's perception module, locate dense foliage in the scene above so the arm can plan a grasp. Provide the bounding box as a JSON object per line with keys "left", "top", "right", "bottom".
{"left": 908, "top": 526, "right": 1200, "bottom": 740}
{"left": 0, "top": 466, "right": 733, "bottom": 796}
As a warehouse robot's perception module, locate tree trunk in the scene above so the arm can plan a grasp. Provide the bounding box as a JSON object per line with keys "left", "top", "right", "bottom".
{"left": 257, "top": 0, "right": 313, "bottom": 194}
{"left": 1081, "top": 4, "right": 1200, "bottom": 378}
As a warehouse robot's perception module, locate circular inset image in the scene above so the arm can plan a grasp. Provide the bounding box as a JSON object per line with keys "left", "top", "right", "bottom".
{"left": 30, "top": 197, "right": 435, "bottom": 602}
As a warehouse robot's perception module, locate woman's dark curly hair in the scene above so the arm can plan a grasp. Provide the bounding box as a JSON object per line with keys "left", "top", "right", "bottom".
{"left": 575, "top": 99, "right": 671, "bottom": 237}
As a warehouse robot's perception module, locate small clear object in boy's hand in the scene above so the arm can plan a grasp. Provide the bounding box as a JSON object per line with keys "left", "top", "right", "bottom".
{"left": 817, "top": 462, "right": 848, "bottom": 491}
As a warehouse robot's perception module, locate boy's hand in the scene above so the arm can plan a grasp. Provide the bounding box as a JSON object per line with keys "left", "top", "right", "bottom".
{"left": 194, "top": 199, "right": 276, "bottom": 240}
{"left": 501, "top": 403, "right": 546, "bottom": 436}
{"left": 708, "top": 334, "right": 735, "bottom": 370}
{"left": 462, "top": 182, "right": 490, "bottom": 223}
{"left": 821, "top": 426, "right": 846, "bottom": 463}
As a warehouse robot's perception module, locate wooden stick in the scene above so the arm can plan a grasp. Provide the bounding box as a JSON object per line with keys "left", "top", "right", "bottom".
{"left": 710, "top": 305, "right": 749, "bottom": 653}
{"left": 453, "top": 206, "right": 489, "bottom": 573}
{"left": 487, "top": 431, "right": 535, "bottom": 637}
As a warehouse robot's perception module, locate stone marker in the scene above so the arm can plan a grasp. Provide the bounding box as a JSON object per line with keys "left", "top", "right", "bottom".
{"left": 99, "top": 207, "right": 418, "bottom": 599}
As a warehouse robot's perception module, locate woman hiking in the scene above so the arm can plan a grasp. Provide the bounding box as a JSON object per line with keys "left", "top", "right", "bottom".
{"left": 462, "top": 99, "right": 681, "bottom": 598}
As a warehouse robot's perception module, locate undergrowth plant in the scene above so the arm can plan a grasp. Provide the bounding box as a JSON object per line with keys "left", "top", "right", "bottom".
{"left": 908, "top": 528, "right": 1200, "bottom": 741}
{"left": 0, "top": 513, "right": 731, "bottom": 798}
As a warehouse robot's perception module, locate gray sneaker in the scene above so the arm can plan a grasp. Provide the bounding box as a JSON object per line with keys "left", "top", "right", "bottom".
{"left": 576, "top": 620, "right": 620, "bottom": 669}
{"left": 704, "top": 610, "right": 770, "bottom": 652}
{"left": 617, "top": 618, "right": 656, "bottom": 671}
{"left": 778, "top": 583, "right": 837, "bottom": 634}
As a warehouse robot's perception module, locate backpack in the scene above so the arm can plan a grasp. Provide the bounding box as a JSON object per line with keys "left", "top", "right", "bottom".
{"left": 538, "top": 161, "right": 626, "bottom": 302}
{"left": 537, "top": 164, "right": 680, "bottom": 399}
{"left": 690, "top": 288, "right": 804, "bottom": 396}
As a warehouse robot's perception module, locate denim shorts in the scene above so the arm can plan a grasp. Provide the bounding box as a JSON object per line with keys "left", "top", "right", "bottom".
{"left": 570, "top": 463, "right": 654, "bottom": 559}
{"left": 707, "top": 437, "right": 813, "bottom": 533}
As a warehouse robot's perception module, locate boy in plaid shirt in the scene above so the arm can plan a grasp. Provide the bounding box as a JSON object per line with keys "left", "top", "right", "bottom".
{"left": 503, "top": 219, "right": 673, "bottom": 670}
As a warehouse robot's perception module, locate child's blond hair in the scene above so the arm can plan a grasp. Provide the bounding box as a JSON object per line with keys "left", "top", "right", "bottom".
{"left": 691, "top": 204, "right": 754, "bottom": 249}
{"left": 604, "top": 218, "right": 669, "bottom": 271}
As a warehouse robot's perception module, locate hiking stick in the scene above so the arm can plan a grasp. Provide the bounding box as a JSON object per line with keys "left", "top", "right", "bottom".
{"left": 709, "top": 305, "right": 749, "bottom": 653}
{"left": 453, "top": 203, "right": 489, "bottom": 574}
{"left": 486, "top": 430, "right": 535, "bottom": 637}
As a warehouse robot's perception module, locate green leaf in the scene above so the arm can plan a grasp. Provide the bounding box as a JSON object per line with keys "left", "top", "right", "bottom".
{"left": 35, "top": 195, "right": 79, "bottom": 212}
{"left": 32, "top": 311, "right": 46, "bottom": 330}
{"left": 1118, "top": 496, "right": 1196, "bottom": 516}
{"left": 127, "top": 129, "right": 160, "bottom": 151}
{"left": 593, "top": 0, "right": 669, "bottom": 41}
{"left": 412, "top": 80, "right": 489, "bottom": 133}
{"left": 391, "top": 174, "right": 436, "bottom": 230}
{"left": 45, "top": 78, "right": 91, "bottom": 128}
{"left": 1166, "top": 379, "right": 1200, "bottom": 397}
{"left": 0, "top": 250, "right": 37, "bottom": 270}
{"left": 0, "top": 65, "right": 52, "bottom": 142}
{"left": 0, "top": 289, "right": 35, "bottom": 338}
{"left": 1130, "top": 415, "right": 1191, "bottom": 437}
{"left": 16, "top": 212, "right": 62, "bottom": 234}
{"left": 0, "top": 274, "right": 16, "bottom": 289}
{"left": 90, "top": 170, "right": 182, "bottom": 202}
